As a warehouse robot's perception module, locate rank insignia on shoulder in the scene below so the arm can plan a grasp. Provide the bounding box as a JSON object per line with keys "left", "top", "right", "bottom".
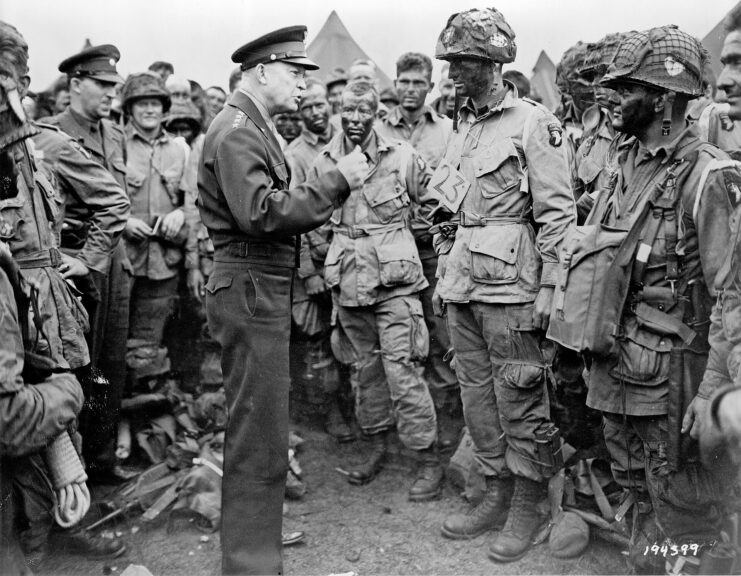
{"left": 232, "top": 111, "right": 245, "bottom": 128}
{"left": 548, "top": 122, "right": 563, "bottom": 147}
{"left": 70, "top": 140, "right": 92, "bottom": 160}
{"left": 416, "top": 155, "right": 426, "bottom": 172}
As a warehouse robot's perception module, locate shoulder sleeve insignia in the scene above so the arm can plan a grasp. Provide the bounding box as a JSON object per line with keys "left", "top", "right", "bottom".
{"left": 724, "top": 170, "right": 741, "bottom": 209}
{"left": 720, "top": 111, "right": 736, "bottom": 132}
{"left": 547, "top": 122, "right": 563, "bottom": 147}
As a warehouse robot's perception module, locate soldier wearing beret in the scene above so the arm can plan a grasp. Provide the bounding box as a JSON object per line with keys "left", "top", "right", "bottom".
{"left": 40, "top": 44, "right": 133, "bottom": 485}
{"left": 197, "top": 25, "right": 368, "bottom": 575}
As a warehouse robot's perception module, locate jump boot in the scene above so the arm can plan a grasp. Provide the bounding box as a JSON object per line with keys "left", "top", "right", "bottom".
{"left": 488, "top": 476, "right": 548, "bottom": 563}
{"left": 408, "top": 445, "right": 444, "bottom": 501}
{"left": 347, "top": 431, "right": 387, "bottom": 485}
{"left": 441, "top": 476, "right": 514, "bottom": 539}
{"left": 324, "top": 396, "right": 355, "bottom": 443}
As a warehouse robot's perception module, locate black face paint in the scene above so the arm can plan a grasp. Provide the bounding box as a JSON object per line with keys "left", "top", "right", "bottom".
{"left": 448, "top": 58, "right": 492, "bottom": 101}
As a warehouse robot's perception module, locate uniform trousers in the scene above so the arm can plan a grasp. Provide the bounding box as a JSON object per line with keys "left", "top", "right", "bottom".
{"left": 418, "top": 246, "right": 457, "bottom": 390}
{"left": 447, "top": 302, "right": 550, "bottom": 481}
{"left": 206, "top": 258, "right": 292, "bottom": 575}
{"left": 78, "top": 242, "right": 130, "bottom": 472}
{"left": 602, "top": 412, "right": 726, "bottom": 544}
{"left": 337, "top": 294, "right": 437, "bottom": 450}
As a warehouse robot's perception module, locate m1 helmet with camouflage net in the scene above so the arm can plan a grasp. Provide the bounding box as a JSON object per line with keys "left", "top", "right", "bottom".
{"left": 579, "top": 33, "right": 624, "bottom": 82}
{"left": 121, "top": 71, "right": 172, "bottom": 113}
{"left": 556, "top": 41, "right": 588, "bottom": 92}
{"left": 435, "top": 7, "right": 516, "bottom": 64}
{"left": 600, "top": 25, "right": 706, "bottom": 97}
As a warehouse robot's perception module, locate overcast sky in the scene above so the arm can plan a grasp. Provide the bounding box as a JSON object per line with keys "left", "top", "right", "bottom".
{"left": 5, "top": 0, "right": 739, "bottom": 94}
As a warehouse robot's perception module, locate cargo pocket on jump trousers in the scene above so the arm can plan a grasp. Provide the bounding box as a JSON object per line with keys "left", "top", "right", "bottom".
{"left": 499, "top": 303, "right": 547, "bottom": 423}
{"left": 406, "top": 297, "right": 429, "bottom": 362}
{"left": 469, "top": 224, "right": 521, "bottom": 284}
{"left": 499, "top": 362, "right": 547, "bottom": 424}
{"left": 608, "top": 318, "right": 671, "bottom": 386}
{"left": 375, "top": 241, "right": 422, "bottom": 287}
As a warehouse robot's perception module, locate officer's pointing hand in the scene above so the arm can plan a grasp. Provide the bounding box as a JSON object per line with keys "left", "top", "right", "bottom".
{"left": 336, "top": 145, "right": 369, "bottom": 189}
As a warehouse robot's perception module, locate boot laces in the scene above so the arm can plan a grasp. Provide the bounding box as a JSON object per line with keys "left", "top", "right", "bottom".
{"left": 468, "top": 483, "right": 505, "bottom": 518}
{"left": 503, "top": 481, "right": 540, "bottom": 536}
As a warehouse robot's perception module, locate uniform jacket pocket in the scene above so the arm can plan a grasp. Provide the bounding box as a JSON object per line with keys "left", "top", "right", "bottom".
{"left": 375, "top": 240, "right": 423, "bottom": 287}
{"left": 469, "top": 224, "right": 521, "bottom": 284}
{"left": 34, "top": 171, "right": 61, "bottom": 226}
{"left": 474, "top": 138, "right": 524, "bottom": 198}
{"left": 362, "top": 175, "right": 410, "bottom": 224}
{"left": 126, "top": 170, "right": 145, "bottom": 191}
{"left": 111, "top": 159, "right": 127, "bottom": 182}
{"left": 0, "top": 196, "right": 26, "bottom": 240}
{"left": 609, "top": 317, "right": 672, "bottom": 386}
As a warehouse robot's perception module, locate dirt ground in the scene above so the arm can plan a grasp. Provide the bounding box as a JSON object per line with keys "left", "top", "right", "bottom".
{"left": 38, "top": 422, "right": 627, "bottom": 576}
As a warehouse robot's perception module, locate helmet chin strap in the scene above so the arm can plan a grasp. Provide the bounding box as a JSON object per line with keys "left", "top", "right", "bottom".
{"left": 661, "top": 91, "right": 675, "bottom": 136}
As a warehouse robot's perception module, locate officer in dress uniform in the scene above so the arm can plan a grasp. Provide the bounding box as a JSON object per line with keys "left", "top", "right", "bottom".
{"left": 40, "top": 44, "right": 133, "bottom": 484}
{"left": 197, "top": 26, "right": 368, "bottom": 575}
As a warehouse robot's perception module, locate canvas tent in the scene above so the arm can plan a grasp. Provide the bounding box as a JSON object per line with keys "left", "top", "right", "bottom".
{"left": 702, "top": 1, "right": 740, "bottom": 80}
{"left": 528, "top": 51, "right": 559, "bottom": 111}
{"left": 307, "top": 10, "right": 393, "bottom": 90}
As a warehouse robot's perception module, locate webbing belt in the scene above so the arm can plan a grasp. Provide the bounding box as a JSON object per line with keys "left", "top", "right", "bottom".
{"left": 453, "top": 211, "right": 529, "bottom": 227}
{"left": 332, "top": 220, "right": 407, "bottom": 238}
{"left": 15, "top": 248, "right": 61, "bottom": 269}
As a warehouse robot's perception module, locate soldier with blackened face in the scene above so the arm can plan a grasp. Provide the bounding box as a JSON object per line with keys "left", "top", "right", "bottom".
{"left": 550, "top": 25, "right": 738, "bottom": 572}
{"left": 432, "top": 7, "right": 575, "bottom": 563}
{"left": 309, "top": 80, "right": 444, "bottom": 500}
